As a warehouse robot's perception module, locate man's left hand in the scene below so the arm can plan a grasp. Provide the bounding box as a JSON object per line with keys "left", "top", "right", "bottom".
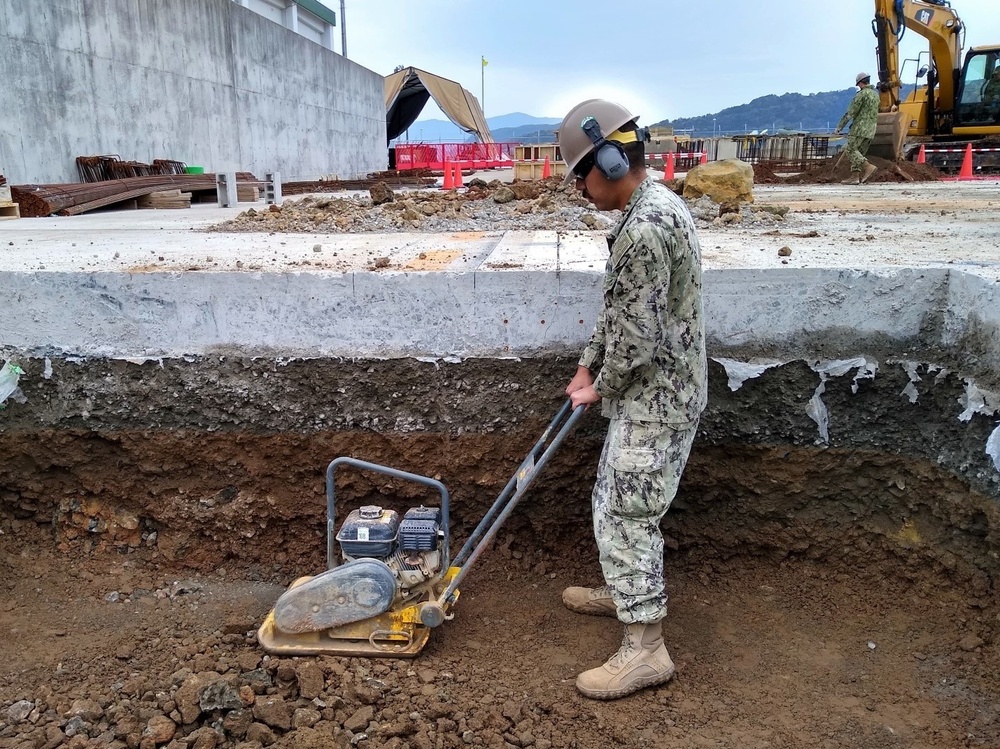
{"left": 569, "top": 385, "right": 600, "bottom": 409}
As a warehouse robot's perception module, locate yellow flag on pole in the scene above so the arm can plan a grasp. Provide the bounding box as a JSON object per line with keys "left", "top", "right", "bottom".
{"left": 482, "top": 56, "right": 488, "bottom": 67}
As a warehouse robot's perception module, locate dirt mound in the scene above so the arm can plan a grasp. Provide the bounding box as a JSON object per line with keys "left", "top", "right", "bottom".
{"left": 784, "top": 154, "right": 944, "bottom": 184}
{"left": 207, "top": 177, "right": 614, "bottom": 235}
{"left": 751, "top": 163, "right": 782, "bottom": 184}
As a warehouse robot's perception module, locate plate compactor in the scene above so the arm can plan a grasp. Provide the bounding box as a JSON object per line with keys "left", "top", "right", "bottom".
{"left": 258, "top": 401, "right": 584, "bottom": 658}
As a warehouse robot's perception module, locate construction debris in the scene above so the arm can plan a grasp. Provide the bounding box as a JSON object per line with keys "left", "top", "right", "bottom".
{"left": 211, "top": 177, "right": 598, "bottom": 234}
{"left": 209, "top": 175, "right": 786, "bottom": 235}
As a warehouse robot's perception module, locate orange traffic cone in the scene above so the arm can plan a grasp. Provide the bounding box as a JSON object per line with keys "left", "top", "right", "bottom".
{"left": 664, "top": 153, "right": 675, "bottom": 180}
{"left": 454, "top": 162, "right": 464, "bottom": 188}
{"left": 700, "top": 150, "right": 708, "bottom": 165}
{"left": 541, "top": 156, "right": 551, "bottom": 179}
{"left": 916, "top": 144, "right": 926, "bottom": 164}
{"left": 958, "top": 143, "right": 974, "bottom": 180}
{"left": 442, "top": 161, "right": 454, "bottom": 190}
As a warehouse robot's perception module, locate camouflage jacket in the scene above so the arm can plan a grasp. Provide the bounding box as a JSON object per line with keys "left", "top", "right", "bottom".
{"left": 579, "top": 177, "right": 708, "bottom": 424}
{"left": 838, "top": 86, "right": 880, "bottom": 139}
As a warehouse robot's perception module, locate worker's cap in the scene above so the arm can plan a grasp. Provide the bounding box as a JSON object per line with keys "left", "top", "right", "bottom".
{"left": 856, "top": 72, "right": 871, "bottom": 85}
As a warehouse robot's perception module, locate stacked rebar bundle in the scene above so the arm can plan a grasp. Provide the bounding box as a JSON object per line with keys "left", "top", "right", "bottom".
{"left": 11, "top": 173, "right": 259, "bottom": 217}
{"left": 76, "top": 156, "right": 190, "bottom": 183}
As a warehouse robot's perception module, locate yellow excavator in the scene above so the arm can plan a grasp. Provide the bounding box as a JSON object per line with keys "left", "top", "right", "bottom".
{"left": 871, "top": 0, "right": 1000, "bottom": 171}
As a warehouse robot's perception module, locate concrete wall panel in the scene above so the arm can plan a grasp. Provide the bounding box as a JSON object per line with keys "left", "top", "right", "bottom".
{"left": 704, "top": 268, "right": 950, "bottom": 355}
{"left": 945, "top": 272, "right": 1000, "bottom": 379}
{"left": 0, "top": 0, "right": 385, "bottom": 183}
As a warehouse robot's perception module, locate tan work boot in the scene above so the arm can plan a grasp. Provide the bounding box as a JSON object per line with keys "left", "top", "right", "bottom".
{"left": 576, "top": 621, "right": 676, "bottom": 700}
{"left": 562, "top": 585, "right": 617, "bottom": 617}
{"left": 861, "top": 161, "right": 878, "bottom": 183}
{"left": 840, "top": 171, "right": 861, "bottom": 185}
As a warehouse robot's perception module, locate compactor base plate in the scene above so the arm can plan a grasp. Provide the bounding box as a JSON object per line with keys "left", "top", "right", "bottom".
{"left": 258, "top": 570, "right": 459, "bottom": 658}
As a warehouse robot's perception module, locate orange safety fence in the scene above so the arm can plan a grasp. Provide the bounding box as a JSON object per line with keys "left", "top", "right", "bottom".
{"left": 394, "top": 142, "right": 519, "bottom": 171}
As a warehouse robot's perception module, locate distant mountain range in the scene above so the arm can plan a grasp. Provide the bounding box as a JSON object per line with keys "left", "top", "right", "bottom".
{"left": 654, "top": 89, "right": 861, "bottom": 136}
{"left": 394, "top": 112, "right": 561, "bottom": 144}
{"left": 395, "top": 86, "right": 916, "bottom": 144}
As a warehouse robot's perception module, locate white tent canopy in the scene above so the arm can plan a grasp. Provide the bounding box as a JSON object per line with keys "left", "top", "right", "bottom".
{"left": 385, "top": 67, "right": 494, "bottom": 144}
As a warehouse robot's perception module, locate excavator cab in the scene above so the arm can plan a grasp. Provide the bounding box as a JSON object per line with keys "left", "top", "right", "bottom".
{"left": 954, "top": 47, "right": 1000, "bottom": 132}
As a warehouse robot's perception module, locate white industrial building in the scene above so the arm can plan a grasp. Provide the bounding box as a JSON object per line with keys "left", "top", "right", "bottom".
{"left": 0, "top": 0, "right": 382, "bottom": 184}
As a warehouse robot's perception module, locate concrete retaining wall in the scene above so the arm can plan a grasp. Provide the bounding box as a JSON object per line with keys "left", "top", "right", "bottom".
{"left": 0, "top": 0, "right": 385, "bottom": 184}
{"left": 0, "top": 266, "right": 989, "bottom": 367}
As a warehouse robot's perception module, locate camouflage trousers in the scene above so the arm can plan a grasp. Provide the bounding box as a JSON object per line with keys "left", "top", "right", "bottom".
{"left": 591, "top": 417, "right": 699, "bottom": 624}
{"left": 846, "top": 133, "right": 873, "bottom": 172}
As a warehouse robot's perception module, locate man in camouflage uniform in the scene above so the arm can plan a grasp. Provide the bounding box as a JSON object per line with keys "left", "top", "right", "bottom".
{"left": 557, "top": 99, "right": 707, "bottom": 700}
{"left": 835, "top": 72, "right": 880, "bottom": 184}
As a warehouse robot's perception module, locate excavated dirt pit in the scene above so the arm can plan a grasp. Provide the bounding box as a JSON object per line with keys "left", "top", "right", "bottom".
{"left": 2, "top": 356, "right": 999, "bottom": 749}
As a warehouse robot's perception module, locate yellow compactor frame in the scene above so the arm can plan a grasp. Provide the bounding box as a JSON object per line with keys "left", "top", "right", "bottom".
{"left": 257, "top": 401, "right": 585, "bottom": 658}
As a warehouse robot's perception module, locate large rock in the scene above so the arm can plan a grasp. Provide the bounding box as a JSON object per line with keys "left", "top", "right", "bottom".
{"left": 253, "top": 697, "right": 292, "bottom": 731}
{"left": 295, "top": 662, "right": 325, "bottom": 700}
{"left": 143, "top": 714, "right": 177, "bottom": 744}
{"left": 369, "top": 182, "right": 394, "bottom": 205}
{"left": 200, "top": 681, "right": 243, "bottom": 713}
{"left": 174, "top": 672, "right": 220, "bottom": 724}
{"left": 683, "top": 159, "right": 754, "bottom": 204}
{"left": 6, "top": 700, "right": 34, "bottom": 723}
{"left": 67, "top": 698, "right": 104, "bottom": 723}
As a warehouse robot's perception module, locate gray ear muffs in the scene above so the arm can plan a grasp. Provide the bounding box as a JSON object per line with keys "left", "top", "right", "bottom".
{"left": 580, "top": 116, "right": 629, "bottom": 180}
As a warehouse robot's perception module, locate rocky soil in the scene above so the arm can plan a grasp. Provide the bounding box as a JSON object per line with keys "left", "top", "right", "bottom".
{"left": 3, "top": 510, "right": 999, "bottom": 749}
{"left": 206, "top": 177, "right": 788, "bottom": 236}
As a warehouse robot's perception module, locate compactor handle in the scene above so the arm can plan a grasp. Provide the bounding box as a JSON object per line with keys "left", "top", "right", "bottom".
{"left": 439, "top": 399, "right": 586, "bottom": 605}
{"left": 325, "top": 457, "right": 451, "bottom": 571}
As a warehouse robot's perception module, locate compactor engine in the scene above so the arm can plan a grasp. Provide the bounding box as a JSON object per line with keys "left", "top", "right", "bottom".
{"left": 339, "top": 504, "right": 443, "bottom": 590}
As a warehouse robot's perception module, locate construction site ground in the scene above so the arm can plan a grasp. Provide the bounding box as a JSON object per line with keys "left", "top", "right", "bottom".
{"left": 2, "top": 173, "right": 1000, "bottom": 749}
{"left": 4, "top": 176, "right": 999, "bottom": 280}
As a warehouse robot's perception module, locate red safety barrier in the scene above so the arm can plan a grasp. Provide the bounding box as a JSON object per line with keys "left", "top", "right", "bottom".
{"left": 394, "top": 142, "right": 519, "bottom": 171}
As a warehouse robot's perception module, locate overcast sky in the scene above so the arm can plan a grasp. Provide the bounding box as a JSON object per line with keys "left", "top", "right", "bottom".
{"left": 326, "top": 0, "right": 1000, "bottom": 125}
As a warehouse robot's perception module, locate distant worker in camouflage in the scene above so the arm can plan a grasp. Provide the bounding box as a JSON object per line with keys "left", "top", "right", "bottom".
{"left": 557, "top": 99, "right": 708, "bottom": 700}
{"left": 836, "top": 72, "right": 881, "bottom": 184}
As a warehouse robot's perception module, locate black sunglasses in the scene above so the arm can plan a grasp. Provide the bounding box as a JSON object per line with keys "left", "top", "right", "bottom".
{"left": 574, "top": 152, "right": 596, "bottom": 181}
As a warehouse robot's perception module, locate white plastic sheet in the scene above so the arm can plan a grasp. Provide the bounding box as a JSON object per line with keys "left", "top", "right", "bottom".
{"left": 0, "top": 361, "right": 24, "bottom": 407}
{"left": 987, "top": 425, "right": 1000, "bottom": 472}
{"left": 712, "top": 358, "right": 784, "bottom": 392}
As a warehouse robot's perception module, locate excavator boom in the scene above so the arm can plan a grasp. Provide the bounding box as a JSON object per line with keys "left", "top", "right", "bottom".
{"left": 870, "top": 0, "right": 965, "bottom": 159}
